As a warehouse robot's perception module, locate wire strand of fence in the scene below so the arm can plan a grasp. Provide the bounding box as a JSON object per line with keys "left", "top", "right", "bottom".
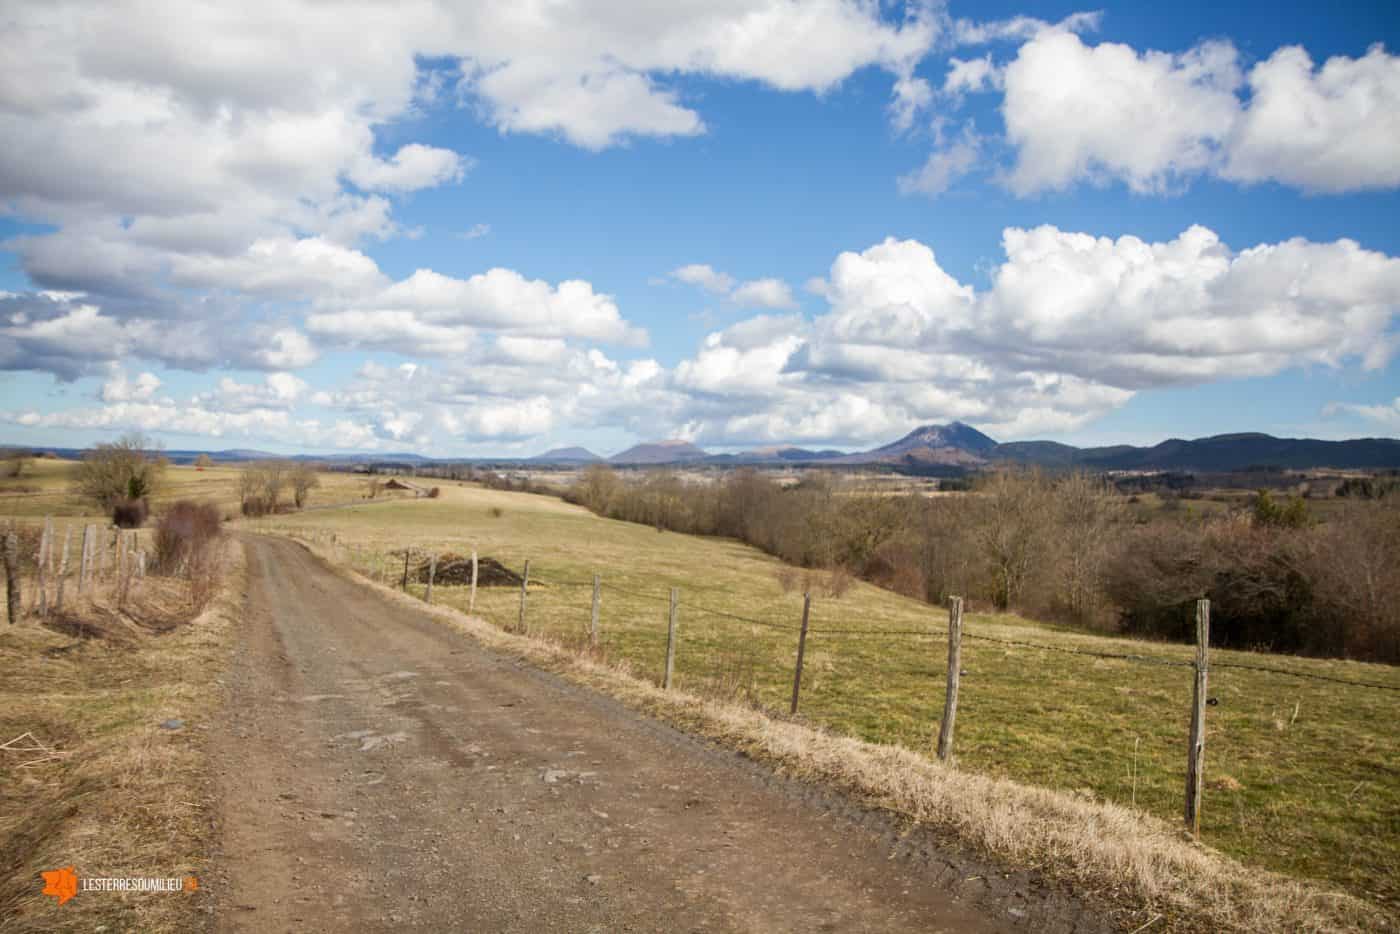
{"left": 808, "top": 626, "right": 947, "bottom": 637}
{"left": 602, "top": 582, "right": 677, "bottom": 605}
{"left": 678, "top": 600, "right": 799, "bottom": 631}
{"left": 370, "top": 541, "right": 1400, "bottom": 694}
{"left": 961, "top": 631, "right": 1196, "bottom": 668}
{"left": 1212, "top": 660, "right": 1400, "bottom": 692}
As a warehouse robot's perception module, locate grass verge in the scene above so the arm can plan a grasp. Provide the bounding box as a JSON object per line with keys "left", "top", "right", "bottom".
{"left": 0, "top": 542, "right": 242, "bottom": 932}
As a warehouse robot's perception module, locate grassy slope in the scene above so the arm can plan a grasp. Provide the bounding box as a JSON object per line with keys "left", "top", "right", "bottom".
{"left": 247, "top": 481, "right": 1400, "bottom": 911}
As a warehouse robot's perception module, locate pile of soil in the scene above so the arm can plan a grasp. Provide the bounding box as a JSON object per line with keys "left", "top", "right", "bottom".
{"left": 415, "top": 554, "right": 524, "bottom": 587}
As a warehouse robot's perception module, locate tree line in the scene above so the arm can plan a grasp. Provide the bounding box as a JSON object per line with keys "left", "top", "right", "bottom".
{"left": 566, "top": 465, "right": 1400, "bottom": 664}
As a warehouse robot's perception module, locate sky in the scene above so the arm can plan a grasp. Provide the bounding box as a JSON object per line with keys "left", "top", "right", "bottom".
{"left": 2, "top": 0, "right": 1400, "bottom": 458}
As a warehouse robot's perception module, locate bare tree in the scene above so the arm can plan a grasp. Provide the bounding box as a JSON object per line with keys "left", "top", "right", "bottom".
{"left": 260, "top": 460, "right": 287, "bottom": 512}
{"left": 291, "top": 462, "right": 321, "bottom": 508}
{"left": 237, "top": 463, "right": 264, "bottom": 514}
{"left": 971, "top": 468, "right": 1050, "bottom": 610}
{"left": 1054, "top": 471, "right": 1124, "bottom": 624}
{"left": 194, "top": 453, "right": 213, "bottom": 468}
{"left": 74, "top": 432, "right": 164, "bottom": 510}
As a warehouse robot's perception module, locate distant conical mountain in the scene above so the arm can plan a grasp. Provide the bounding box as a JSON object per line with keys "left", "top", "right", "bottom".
{"left": 528, "top": 446, "right": 602, "bottom": 463}
{"left": 609, "top": 439, "right": 708, "bottom": 464}
{"left": 863, "top": 421, "right": 998, "bottom": 457}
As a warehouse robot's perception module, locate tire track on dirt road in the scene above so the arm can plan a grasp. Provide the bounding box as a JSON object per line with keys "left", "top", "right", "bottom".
{"left": 207, "top": 535, "right": 1104, "bottom": 932}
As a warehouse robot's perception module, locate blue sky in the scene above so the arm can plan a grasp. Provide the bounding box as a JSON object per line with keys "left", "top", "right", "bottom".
{"left": 2, "top": 1, "right": 1400, "bottom": 456}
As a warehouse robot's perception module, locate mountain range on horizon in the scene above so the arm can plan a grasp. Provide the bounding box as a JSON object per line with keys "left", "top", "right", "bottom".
{"left": 12, "top": 423, "right": 1400, "bottom": 472}
{"left": 529, "top": 422, "right": 1400, "bottom": 472}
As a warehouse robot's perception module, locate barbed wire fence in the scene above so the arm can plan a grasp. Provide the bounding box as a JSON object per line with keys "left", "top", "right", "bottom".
{"left": 266, "top": 523, "right": 1400, "bottom": 840}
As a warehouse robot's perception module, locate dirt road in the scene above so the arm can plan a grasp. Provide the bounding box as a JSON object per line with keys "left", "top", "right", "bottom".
{"left": 207, "top": 536, "right": 1098, "bottom": 932}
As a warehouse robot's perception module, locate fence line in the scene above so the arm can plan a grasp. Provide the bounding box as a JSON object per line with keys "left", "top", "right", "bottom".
{"left": 238, "top": 526, "right": 1400, "bottom": 848}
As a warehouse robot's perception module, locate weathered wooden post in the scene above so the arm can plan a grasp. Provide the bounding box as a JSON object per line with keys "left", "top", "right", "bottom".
{"left": 36, "top": 517, "right": 51, "bottom": 617}
{"left": 789, "top": 592, "right": 813, "bottom": 715}
{"left": 401, "top": 549, "right": 411, "bottom": 592}
{"left": 517, "top": 560, "right": 531, "bottom": 633}
{"left": 664, "top": 587, "right": 679, "bottom": 690}
{"left": 117, "top": 531, "right": 132, "bottom": 606}
{"left": 55, "top": 527, "right": 72, "bottom": 611}
{"left": 4, "top": 523, "right": 19, "bottom": 624}
{"left": 936, "top": 596, "right": 964, "bottom": 763}
{"left": 425, "top": 553, "right": 437, "bottom": 604}
{"left": 469, "top": 549, "right": 479, "bottom": 615}
{"left": 1185, "top": 598, "right": 1211, "bottom": 837}
{"left": 590, "top": 574, "right": 601, "bottom": 650}
{"left": 78, "top": 524, "right": 93, "bottom": 594}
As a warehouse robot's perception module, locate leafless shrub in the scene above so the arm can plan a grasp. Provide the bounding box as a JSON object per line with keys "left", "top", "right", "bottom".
{"left": 152, "top": 500, "right": 224, "bottom": 612}
{"left": 290, "top": 462, "right": 321, "bottom": 508}
{"left": 153, "top": 501, "right": 221, "bottom": 574}
{"left": 240, "top": 496, "right": 271, "bottom": 517}
{"left": 112, "top": 498, "right": 149, "bottom": 529}
{"left": 238, "top": 460, "right": 289, "bottom": 514}
{"left": 187, "top": 541, "right": 226, "bottom": 613}
{"left": 75, "top": 432, "right": 164, "bottom": 510}
{"left": 488, "top": 506, "right": 504, "bottom": 518}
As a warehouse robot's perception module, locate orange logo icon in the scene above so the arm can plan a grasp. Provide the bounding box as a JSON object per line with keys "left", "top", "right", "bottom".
{"left": 184, "top": 876, "right": 199, "bottom": 892}
{"left": 41, "top": 866, "right": 78, "bottom": 905}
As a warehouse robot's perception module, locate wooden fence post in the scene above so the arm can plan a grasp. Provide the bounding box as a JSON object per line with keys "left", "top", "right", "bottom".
{"left": 789, "top": 592, "right": 812, "bottom": 715}
{"left": 664, "top": 587, "right": 679, "bottom": 690}
{"left": 1185, "top": 598, "right": 1211, "bottom": 837}
{"left": 590, "top": 574, "right": 601, "bottom": 649}
{"left": 426, "top": 553, "right": 437, "bottom": 604}
{"left": 469, "top": 549, "right": 479, "bottom": 615}
{"left": 79, "top": 524, "right": 93, "bottom": 594}
{"left": 36, "top": 517, "right": 51, "bottom": 617}
{"left": 4, "top": 523, "right": 19, "bottom": 624}
{"left": 401, "top": 549, "right": 411, "bottom": 591}
{"left": 936, "top": 596, "right": 964, "bottom": 763}
{"left": 55, "top": 526, "right": 72, "bottom": 611}
{"left": 517, "top": 560, "right": 531, "bottom": 633}
{"left": 117, "top": 531, "right": 132, "bottom": 606}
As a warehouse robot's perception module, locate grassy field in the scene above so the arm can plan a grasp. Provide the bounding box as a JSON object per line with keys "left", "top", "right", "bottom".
{"left": 245, "top": 480, "right": 1400, "bottom": 912}
{"left": 0, "top": 457, "right": 377, "bottom": 519}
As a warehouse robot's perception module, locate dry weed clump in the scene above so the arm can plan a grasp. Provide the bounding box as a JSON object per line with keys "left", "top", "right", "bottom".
{"left": 153, "top": 501, "right": 225, "bottom": 612}
{"left": 311, "top": 542, "right": 1389, "bottom": 934}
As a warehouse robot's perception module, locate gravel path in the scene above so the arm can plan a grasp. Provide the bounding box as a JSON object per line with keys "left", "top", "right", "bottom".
{"left": 206, "top": 535, "right": 1103, "bottom": 932}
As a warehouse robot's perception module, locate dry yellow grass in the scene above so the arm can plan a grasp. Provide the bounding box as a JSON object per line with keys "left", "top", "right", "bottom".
{"left": 0, "top": 457, "right": 380, "bottom": 520}
{"left": 296, "top": 540, "right": 1390, "bottom": 933}
{"left": 0, "top": 541, "right": 241, "bottom": 931}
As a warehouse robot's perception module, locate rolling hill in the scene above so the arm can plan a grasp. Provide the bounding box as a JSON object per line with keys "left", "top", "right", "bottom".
{"left": 609, "top": 440, "right": 709, "bottom": 464}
